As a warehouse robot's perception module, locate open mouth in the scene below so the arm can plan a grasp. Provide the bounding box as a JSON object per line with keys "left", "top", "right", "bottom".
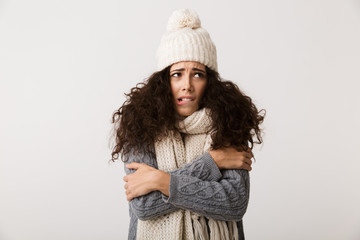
{"left": 177, "top": 97, "right": 195, "bottom": 105}
{"left": 178, "top": 98, "right": 194, "bottom": 102}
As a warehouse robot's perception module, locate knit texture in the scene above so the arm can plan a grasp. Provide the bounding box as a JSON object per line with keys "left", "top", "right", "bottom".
{"left": 156, "top": 9, "right": 218, "bottom": 72}
{"left": 123, "top": 150, "right": 249, "bottom": 240}
{"left": 136, "top": 108, "right": 238, "bottom": 240}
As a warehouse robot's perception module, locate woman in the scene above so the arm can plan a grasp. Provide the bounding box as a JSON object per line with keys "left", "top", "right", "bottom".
{"left": 111, "top": 9, "right": 264, "bottom": 240}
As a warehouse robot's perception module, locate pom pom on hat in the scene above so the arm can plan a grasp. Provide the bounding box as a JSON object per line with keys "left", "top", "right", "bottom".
{"left": 156, "top": 9, "right": 218, "bottom": 72}
{"left": 167, "top": 9, "right": 201, "bottom": 31}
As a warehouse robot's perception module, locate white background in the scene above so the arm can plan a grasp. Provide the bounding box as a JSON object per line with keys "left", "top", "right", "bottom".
{"left": 1, "top": 0, "right": 360, "bottom": 239}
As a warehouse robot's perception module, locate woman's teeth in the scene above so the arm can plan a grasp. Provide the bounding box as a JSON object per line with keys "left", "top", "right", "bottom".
{"left": 179, "top": 98, "right": 192, "bottom": 102}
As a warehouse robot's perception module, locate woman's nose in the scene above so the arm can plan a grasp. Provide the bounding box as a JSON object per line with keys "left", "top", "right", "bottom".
{"left": 181, "top": 74, "right": 193, "bottom": 91}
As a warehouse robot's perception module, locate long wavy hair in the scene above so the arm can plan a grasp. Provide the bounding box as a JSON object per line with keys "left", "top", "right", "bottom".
{"left": 111, "top": 66, "right": 265, "bottom": 161}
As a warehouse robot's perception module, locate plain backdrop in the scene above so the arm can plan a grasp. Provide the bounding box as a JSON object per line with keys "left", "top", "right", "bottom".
{"left": 1, "top": 0, "right": 360, "bottom": 239}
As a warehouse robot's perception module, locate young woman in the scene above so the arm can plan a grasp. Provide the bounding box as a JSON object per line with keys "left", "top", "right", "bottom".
{"left": 111, "top": 9, "right": 264, "bottom": 240}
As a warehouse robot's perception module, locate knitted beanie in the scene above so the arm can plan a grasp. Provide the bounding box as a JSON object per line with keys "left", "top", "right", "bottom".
{"left": 156, "top": 9, "right": 218, "bottom": 72}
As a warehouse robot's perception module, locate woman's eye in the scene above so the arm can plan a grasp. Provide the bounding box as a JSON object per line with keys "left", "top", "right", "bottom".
{"left": 194, "top": 73, "right": 204, "bottom": 78}
{"left": 171, "top": 73, "right": 180, "bottom": 77}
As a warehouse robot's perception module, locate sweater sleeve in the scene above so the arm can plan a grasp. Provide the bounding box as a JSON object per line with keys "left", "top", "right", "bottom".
{"left": 162, "top": 169, "right": 250, "bottom": 222}
{"left": 123, "top": 150, "right": 223, "bottom": 221}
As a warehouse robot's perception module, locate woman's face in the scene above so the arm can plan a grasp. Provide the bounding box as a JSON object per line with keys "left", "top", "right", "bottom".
{"left": 170, "top": 61, "right": 207, "bottom": 117}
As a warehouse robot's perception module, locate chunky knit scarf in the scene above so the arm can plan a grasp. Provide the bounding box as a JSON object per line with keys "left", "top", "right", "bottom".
{"left": 136, "top": 108, "right": 239, "bottom": 240}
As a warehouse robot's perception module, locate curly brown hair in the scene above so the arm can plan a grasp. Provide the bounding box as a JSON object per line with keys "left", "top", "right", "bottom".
{"left": 111, "top": 66, "right": 265, "bottom": 161}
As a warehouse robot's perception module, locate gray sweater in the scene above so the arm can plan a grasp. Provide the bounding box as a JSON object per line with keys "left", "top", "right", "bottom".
{"left": 123, "top": 149, "right": 250, "bottom": 240}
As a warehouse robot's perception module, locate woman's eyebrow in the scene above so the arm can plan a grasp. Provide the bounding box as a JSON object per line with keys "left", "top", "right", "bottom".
{"left": 170, "top": 68, "right": 184, "bottom": 73}
{"left": 192, "top": 68, "right": 206, "bottom": 74}
{"left": 170, "top": 68, "right": 206, "bottom": 73}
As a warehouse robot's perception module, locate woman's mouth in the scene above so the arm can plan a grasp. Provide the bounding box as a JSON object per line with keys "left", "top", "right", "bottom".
{"left": 177, "top": 97, "right": 194, "bottom": 105}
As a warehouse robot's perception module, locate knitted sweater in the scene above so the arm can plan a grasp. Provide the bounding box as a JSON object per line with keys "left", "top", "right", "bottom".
{"left": 123, "top": 148, "right": 250, "bottom": 240}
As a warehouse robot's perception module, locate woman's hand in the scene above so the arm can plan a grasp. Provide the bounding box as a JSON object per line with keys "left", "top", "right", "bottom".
{"left": 209, "top": 147, "right": 253, "bottom": 171}
{"left": 123, "top": 162, "right": 170, "bottom": 201}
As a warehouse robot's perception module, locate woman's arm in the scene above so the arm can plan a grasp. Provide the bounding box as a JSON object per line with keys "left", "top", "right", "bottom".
{"left": 124, "top": 148, "right": 252, "bottom": 221}
{"left": 123, "top": 150, "right": 225, "bottom": 221}
{"left": 163, "top": 169, "right": 250, "bottom": 222}
{"left": 164, "top": 149, "right": 251, "bottom": 221}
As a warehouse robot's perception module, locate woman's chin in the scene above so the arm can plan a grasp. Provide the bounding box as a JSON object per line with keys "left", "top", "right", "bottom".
{"left": 175, "top": 105, "right": 199, "bottom": 117}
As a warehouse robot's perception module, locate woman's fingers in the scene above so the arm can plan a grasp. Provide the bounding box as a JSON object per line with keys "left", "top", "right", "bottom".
{"left": 125, "top": 185, "right": 135, "bottom": 201}
{"left": 244, "top": 148, "right": 254, "bottom": 158}
{"left": 241, "top": 159, "right": 252, "bottom": 171}
{"left": 125, "top": 190, "right": 133, "bottom": 201}
{"left": 243, "top": 162, "right": 252, "bottom": 171}
{"left": 245, "top": 158, "right": 253, "bottom": 166}
{"left": 243, "top": 151, "right": 253, "bottom": 159}
{"left": 238, "top": 150, "right": 253, "bottom": 171}
{"left": 122, "top": 163, "right": 158, "bottom": 201}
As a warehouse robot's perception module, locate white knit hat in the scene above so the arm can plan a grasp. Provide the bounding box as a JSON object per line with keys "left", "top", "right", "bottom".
{"left": 156, "top": 9, "right": 218, "bottom": 72}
